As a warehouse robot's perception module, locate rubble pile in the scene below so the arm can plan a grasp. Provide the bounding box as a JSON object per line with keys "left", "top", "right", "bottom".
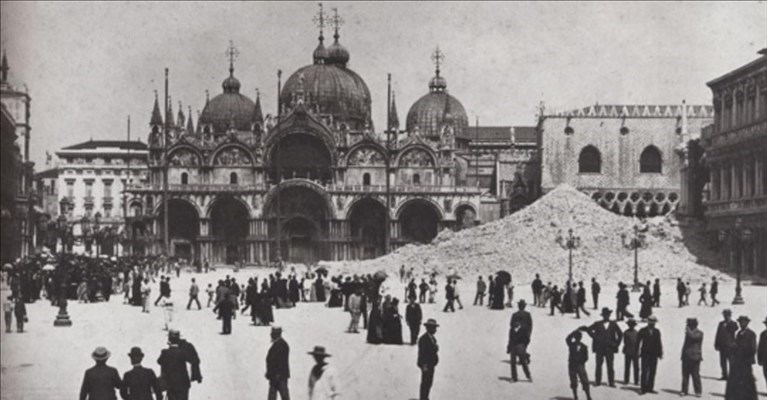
{"left": 329, "top": 184, "right": 727, "bottom": 284}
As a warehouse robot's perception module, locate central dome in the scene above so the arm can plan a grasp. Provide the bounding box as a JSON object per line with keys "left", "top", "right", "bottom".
{"left": 406, "top": 73, "right": 468, "bottom": 138}
{"left": 199, "top": 71, "right": 255, "bottom": 133}
{"left": 281, "top": 64, "right": 371, "bottom": 130}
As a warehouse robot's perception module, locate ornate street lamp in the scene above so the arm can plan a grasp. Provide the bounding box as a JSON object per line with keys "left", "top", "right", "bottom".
{"left": 81, "top": 214, "right": 92, "bottom": 254}
{"left": 621, "top": 222, "right": 647, "bottom": 292}
{"left": 94, "top": 212, "right": 102, "bottom": 257}
{"left": 56, "top": 214, "right": 68, "bottom": 253}
{"left": 719, "top": 217, "right": 753, "bottom": 305}
{"left": 556, "top": 228, "right": 581, "bottom": 284}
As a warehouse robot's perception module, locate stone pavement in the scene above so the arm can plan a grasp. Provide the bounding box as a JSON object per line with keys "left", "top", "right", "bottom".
{"left": 1, "top": 270, "right": 766, "bottom": 400}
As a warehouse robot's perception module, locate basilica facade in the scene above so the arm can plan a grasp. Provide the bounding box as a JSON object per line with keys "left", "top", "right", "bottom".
{"left": 127, "top": 20, "right": 484, "bottom": 264}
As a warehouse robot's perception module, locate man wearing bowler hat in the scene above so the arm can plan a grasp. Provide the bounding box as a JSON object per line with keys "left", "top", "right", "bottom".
{"left": 79, "top": 346, "right": 121, "bottom": 400}
{"left": 637, "top": 315, "right": 663, "bottom": 394}
{"left": 582, "top": 307, "right": 623, "bottom": 387}
{"left": 725, "top": 315, "right": 758, "bottom": 400}
{"left": 266, "top": 326, "right": 291, "bottom": 400}
{"left": 307, "top": 346, "right": 339, "bottom": 400}
{"left": 418, "top": 319, "right": 440, "bottom": 400}
{"left": 715, "top": 309, "right": 738, "bottom": 380}
{"left": 120, "top": 347, "right": 162, "bottom": 400}
{"left": 510, "top": 299, "right": 533, "bottom": 336}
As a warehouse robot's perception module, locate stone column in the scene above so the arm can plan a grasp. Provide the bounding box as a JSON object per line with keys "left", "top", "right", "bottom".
{"left": 754, "top": 158, "right": 763, "bottom": 196}
{"left": 711, "top": 164, "right": 720, "bottom": 201}
{"left": 731, "top": 162, "right": 739, "bottom": 199}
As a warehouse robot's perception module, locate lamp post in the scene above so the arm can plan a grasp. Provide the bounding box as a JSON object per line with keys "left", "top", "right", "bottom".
{"left": 81, "top": 215, "right": 92, "bottom": 254}
{"left": 719, "top": 217, "right": 752, "bottom": 305}
{"left": 56, "top": 214, "right": 68, "bottom": 253}
{"left": 556, "top": 228, "right": 581, "bottom": 284}
{"left": 621, "top": 223, "right": 646, "bottom": 292}
{"left": 94, "top": 212, "right": 102, "bottom": 257}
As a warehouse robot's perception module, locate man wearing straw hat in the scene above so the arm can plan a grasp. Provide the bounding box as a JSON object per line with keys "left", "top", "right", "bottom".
{"left": 266, "top": 326, "right": 291, "bottom": 400}
{"left": 307, "top": 346, "right": 339, "bottom": 400}
{"left": 79, "top": 346, "right": 121, "bottom": 400}
{"left": 120, "top": 347, "right": 162, "bottom": 400}
{"left": 418, "top": 318, "right": 440, "bottom": 400}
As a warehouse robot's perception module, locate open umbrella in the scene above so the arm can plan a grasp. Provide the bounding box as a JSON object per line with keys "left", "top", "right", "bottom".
{"left": 496, "top": 270, "right": 512, "bottom": 286}
{"left": 42, "top": 264, "right": 56, "bottom": 271}
{"left": 315, "top": 267, "right": 329, "bottom": 277}
{"left": 446, "top": 273, "right": 462, "bottom": 280}
{"left": 373, "top": 270, "right": 388, "bottom": 281}
{"left": 2, "top": 263, "right": 12, "bottom": 271}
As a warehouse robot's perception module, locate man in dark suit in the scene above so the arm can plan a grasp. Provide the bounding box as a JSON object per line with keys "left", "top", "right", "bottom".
{"left": 590, "top": 278, "right": 600, "bottom": 310}
{"left": 637, "top": 315, "right": 663, "bottom": 394}
{"left": 442, "top": 280, "right": 455, "bottom": 313}
{"left": 758, "top": 317, "right": 767, "bottom": 389}
{"left": 213, "top": 295, "right": 235, "bottom": 334}
{"left": 622, "top": 318, "right": 640, "bottom": 385}
{"left": 154, "top": 276, "right": 168, "bottom": 307}
{"left": 405, "top": 298, "right": 423, "bottom": 346}
{"left": 266, "top": 326, "right": 290, "bottom": 400}
{"left": 681, "top": 318, "right": 703, "bottom": 397}
{"left": 80, "top": 346, "right": 121, "bottom": 400}
{"left": 157, "top": 335, "right": 192, "bottom": 400}
{"left": 418, "top": 319, "right": 440, "bottom": 400}
{"left": 584, "top": 308, "right": 623, "bottom": 387}
{"left": 507, "top": 319, "right": 531, "bottom": 382}
{"left": 709, "top": 276, "right": 719, "bottom": 307}
{"left": 616, "top": 283, "right": 632, "bottom": 321}
{"left": 120, "top": 347, "right": 162, "bottom": 400}
{"left": 174, "top": 332, "right": 201, "bottom": 384}
{"left": 676, "top": 278, "right": 686, "bottom": 308}
{"left": 725, "top": 315, "right": 758, "bottom": 400}
{"left": 652, "top": 279, "right": 661, "bottom": 307}
{"left": 715, "top": 309, "right": 738, "bottom": 380}
{"left": 510, "top": 299, "right": 533, "bottom": 336}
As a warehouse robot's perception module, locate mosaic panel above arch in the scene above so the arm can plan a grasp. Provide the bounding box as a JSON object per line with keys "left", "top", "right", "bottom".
{"left": 168, "top": 148, "right": 202, "bottom": 167}
{"left": 347, "top": 147, "right": 386, "bottom": 166}
{"left": 399, "top": 148, "right": 435, "bottom": 167}
{"left": 213, "top": 146, "right": 253, "bottom": 166}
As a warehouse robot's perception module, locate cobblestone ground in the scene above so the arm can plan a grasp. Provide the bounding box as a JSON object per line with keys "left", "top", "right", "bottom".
{"left": 1, "top": 269, "right": 766, "bottom": 400}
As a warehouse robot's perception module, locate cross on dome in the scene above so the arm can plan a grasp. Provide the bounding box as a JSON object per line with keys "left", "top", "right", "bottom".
{"left": 226, "top": 40, "right": 239, "bottom": 76}
{"left": 313, "top": 3, "right": 327, "bottom": 39}
{"left": 431, "top": 46, "right": 445, "bottom": 77}
{"left": 330, "top": 7, "right": 344, "bottom": 38}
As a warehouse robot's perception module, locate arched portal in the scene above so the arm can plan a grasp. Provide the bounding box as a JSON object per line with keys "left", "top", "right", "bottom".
{"left": 455, "top": 204, "right": 477, "bottom": 230}
{"left": 349, "top": 198, "right": 386, "bottom": 259}
{"left": 210, "top": 196, "right": 250, "bottom": 264}
{"left": 268, "top": 133, "right": 333, "bottom": 184}
{"left": 399, "top": 199, "right": 441, "bottom": 243}
{"left": 265, "top": 184, "right": 332, "bottom": 263}
{"left": 157, "top": 198, "right": 200, "bottom": 261}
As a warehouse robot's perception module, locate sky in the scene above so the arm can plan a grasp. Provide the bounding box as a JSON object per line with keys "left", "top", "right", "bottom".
{"left": 1, "top": 1, "right": 765, "bottom": 168}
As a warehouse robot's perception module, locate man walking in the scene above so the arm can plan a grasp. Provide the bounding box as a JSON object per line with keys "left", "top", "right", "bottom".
{"left": 725, "top": 316, "right": 758, "bottom": 400}
{"left": 419, "top": 279, "right": 429, "bottom": 304}
{"left": 576, "top": 281, "right": 590, "bottom": 319}
{"left": 266, "top": 326, "right": 290, "bottom": 400}
{"left": 80, "top": 347, "right": 121, "bottom": 400}
{"left": 637, "top": 315, "right": 663, "bottom": 394}
{"left": 186, "top": 278, "right": 201, "bottom": 310}
{"left": 347, "top": 289, "right": 362, "bottom": 334}
{"left": 676, "top": 278, "right": 686, "bottom": 308}
{"left": 583, "top": 308, "right": 623, "bottom": 387}
{"left": 616, "top": 283, "right": 632, "bottom": 321}
{"left": 652, "top": 278, "right": 661, "bottom": 307}
{"left": 406, "top": 297, "right": 423, "bottom": 346}
{"left": 681, "top": 317, "right": 703, "bottom": 397}
{"left": 473, "top": 276, "right": 486, "bottom": 306}
{"left": 158, "top": 332, "right": 193, "bottom": 400}
{"left": 507, "top": 319, "right": 531, "bottom": 382}
{"left": 154, "top": 276, "right": 167, "bottom": 307}
{"left": 622, "top": 318, "right": 640, "bottom": 386}
{"left": 511, "top": 299, "right": 533, "bottom": 336}
{"left": 120, "top": 347, "right": 162, "bottom": 400}
{"left": 715, "top": 309, "right": 738, "bottom": 380}
{"left": 307, "top": 346, "right": 339, "bottom": 400}
{"left": 532, "top": 274, "right": 543, "bottom": 308}
{"left": 590, "top": 278, "right": 600, "bottom": 310}
{"left": 697, "top": 283, "right": 708, "bottom": 306}
{"left": 452, "top": 280, "right": 464, "bottom": 310}
{"left": 213, "top": 294, "right": 235, "bottom": 334}
{"left": 442, "top": 280, "right": 455, "bottom": 313}
{"left": 758, "top": 317, "right": 767, "bottom": 390}
{"left": 710, "top": 277, "right": 720, "bottom": 307}
{"left": 417, "top": 319, "right": 439, "bottom": 400}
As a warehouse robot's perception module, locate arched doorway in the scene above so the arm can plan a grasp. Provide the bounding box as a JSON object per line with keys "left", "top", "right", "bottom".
{"left": 265, "top": 184, "right": 332, "bottom": 263}
{"left": 349, "top": 198, "right": 387, "bottom": 259}
{"left": 454, "top": 205, "right": 477, "bottom": 230}
{"left": 399, "top": 199, "right": 441, "bottom": 244}
{"left": 158, "top": 198, "right": 199, "bottom": 261}
{"left": 268, "top": 133, "right": 333, "bottom": 184}
{"left": 209, "top": 196, "right": 250, "bottom": 264}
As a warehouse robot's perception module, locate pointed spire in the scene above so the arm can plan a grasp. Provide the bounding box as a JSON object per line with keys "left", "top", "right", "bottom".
{"left": 205, "top": 90, "right": 210, "bottom": 104}
{"left": 226, "top": 40, "right": 239, "bottom": 77}
{"left": 0, "top": 50, "right": 8, "bottom": 83}
{"left": 166, "top": 95, "right": 175, "bottom": 127}
{"left": 186, "top": 106, "right": 194, "bottom": 134}
{"left": 429, "top": 46, "right": 447, "bottom": 92}
{"left": 150, "top": 90, "right": 163, "bottom": 126}
{"left": 177, "top": 101, "right": 185, "bottom": 129}
{"left": 253, "top": 88, "right": 264, "bottom": 124}
{"left": 389, "top": 91, "right": 400, "bottom": 130}
{"left": 196, "top": 110, "right": 202, "bottom": 134}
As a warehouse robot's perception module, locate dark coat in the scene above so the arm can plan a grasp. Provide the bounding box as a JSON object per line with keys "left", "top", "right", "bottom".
{"left": 507, "top": 326, "right": 530, "bottom": 354}
{"left": 178, "top": 340, "right": 201, "bottom": 383}
{"left": 638, "top": 326, "right": 663, "bottom": 358}
{"left": 266, "top": 338, "right": 290, "bottom": 380}
{"left": 566, "top": 331, "right": 589, "bottom": 366}
{"left": 214, "top": 298, "right": 235, "bottom": 318}
{"left": 80, "top": 363, "right": 121, "bottom": 400}
{"left": 417, "top": 332, "right": 439, "bottom": 368}
{"left": 714, "top": 320, "right": 738, "bottom": 352}
{"left": 405, "top": 303, "right": 422, "bottom": 326}
{"left": 157, "top": 346, "right": 191, "bottom": 390}
{"left": 617, "top": 289, "right": 630, "bottom": 308}
{"left": 120, "top": 365, "right": 161, "bottom": 400}
{"left": 586, "top": 320, "right": 623, "bottom": 354}
{"left": 510, "top": 310, "right": 533, "bottom": 336}
{"left": 681, "top": 328, "right": 703, "bottom": 362}
{"left": 758, "top": 329, "right": 767, "bottom": 366}
{"left": 623, "top": 328, "right": 639, "bottom": 357}
{"left": 732, "top": 328, "right": 757, "bottom": 365}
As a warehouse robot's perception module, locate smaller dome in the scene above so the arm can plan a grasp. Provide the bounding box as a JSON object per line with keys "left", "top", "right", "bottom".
{"left": 326, "top": 40, "right": 350, "bottom": 66}
{"left": 313, "top": 41, "right": 328, "bottom": 64}
{"left": 429, "top": 75, "right": 447, "bottom": 92}
{"left": 222, "top": 75, "right": 241, "bottom": 93}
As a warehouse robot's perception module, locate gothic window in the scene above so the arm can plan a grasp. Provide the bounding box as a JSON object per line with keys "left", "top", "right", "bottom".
{"left": 413, "top": 173, "right": 421, "bottom": 185}
{"left": 578, "top": 145, "right": 601, "bottom": 173}
{"left": 640, "top": 146, "right": 662, "bottom": 173}
{"left": 181, "top": 172, "right": 188, "bottom": 185}
{"left": 230, "top": 172, "right": 238, "bottom": 184}
{"left": 363, "top": 173, "right": 371, "bottom": 186}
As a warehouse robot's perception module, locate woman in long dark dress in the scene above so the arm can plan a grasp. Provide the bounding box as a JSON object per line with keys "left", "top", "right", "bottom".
{"left": 367, "top": 297, "right": 383, "bottom": 344}
{"left": 490, "top": 282, "right": 505, "bottom": 309}
{"left": 389, "top": 298, "right": 403, "bottom": 345}
{"left": 315, "top": 276, "right": 326, "bottom": 302}
{"left": 638, "top": 283, "right": 653, "bottom": 320}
